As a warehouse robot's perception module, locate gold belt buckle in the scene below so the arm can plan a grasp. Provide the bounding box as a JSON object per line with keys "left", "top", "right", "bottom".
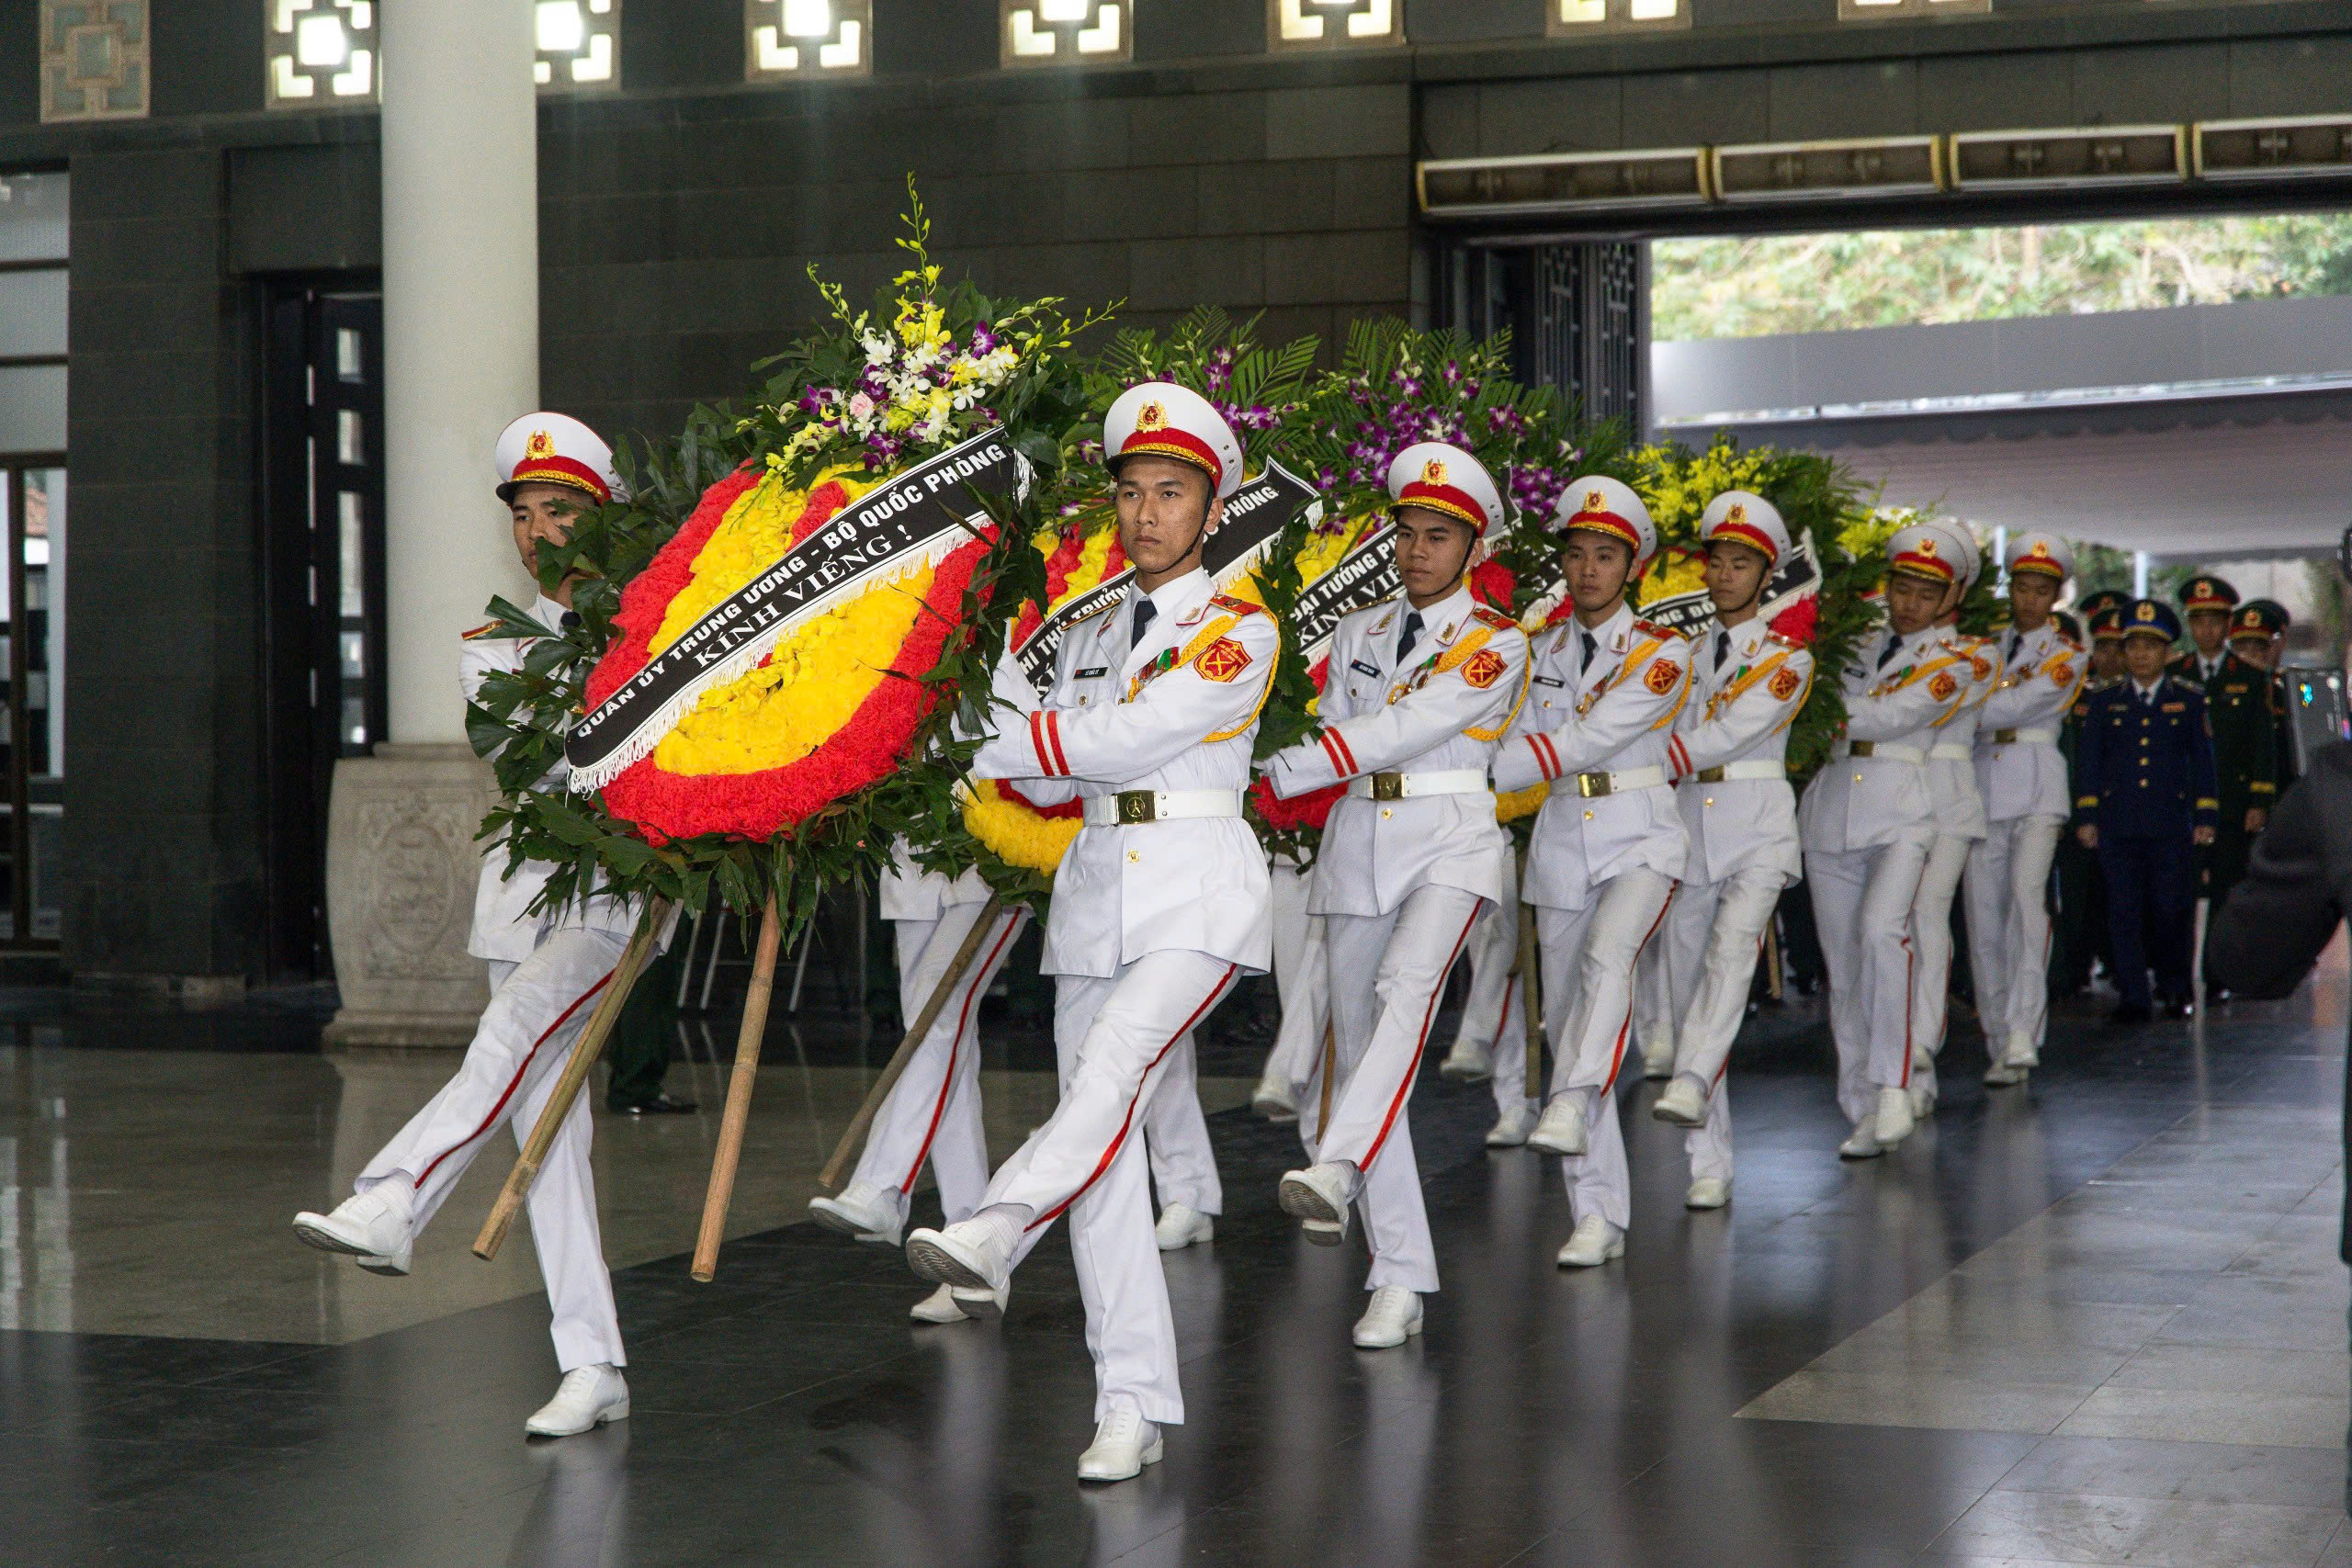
{"left": 1849, "top": 741, "right": 1876, "bottom": 758}
{"left": 1115, "top": 790, "right": 1158, "bottom": 825}
{"left": 1575, "top": 772, "right": 1612, "bottom": 798}
{"left": 1369, "top": 773, "right": 1406, "bottom": 801}
{"left": 1994, "top": 728, "right": 2018, "bottom": 744}
{"left": 1694, "top": 765, "right": 1726, "bottom": 784}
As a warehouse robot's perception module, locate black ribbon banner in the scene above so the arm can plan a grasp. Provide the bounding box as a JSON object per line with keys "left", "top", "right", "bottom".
{"left": 1290, "top": 522, "right": 1401, "bottom": 665}
{"left": 1012, "top": 458, "right": 1320, "bottom": 694}
{"left": 566, "top": 427, "right": 1024, "bottom": 789}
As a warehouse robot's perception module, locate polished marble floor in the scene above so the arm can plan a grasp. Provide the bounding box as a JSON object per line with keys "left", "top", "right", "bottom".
{"left": 1, "top": 950, "right": 2346, "bottom": 1567}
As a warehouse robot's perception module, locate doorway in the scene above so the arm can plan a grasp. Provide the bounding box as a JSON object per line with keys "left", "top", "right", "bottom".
{"left": 260, "top": 287, "right": 386, "bottom": 982}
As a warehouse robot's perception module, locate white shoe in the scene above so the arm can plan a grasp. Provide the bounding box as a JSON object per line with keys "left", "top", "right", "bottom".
{"left": 1556, "top": 1214, "right": 1624, "bottom": 1268}
{"left": 1875, "top": 1085, "right": 1916, "bottom": 1146}
{"left": 909, "top": 1280, "right": 1010, "bottom": 1324}
{"left": 1527, "top": 1094, "right": 1588, "bottom": 1156}
{"left": 1641, "top": 1043, "right": 1675, "bottom": 1080}
{"left": 1251, "top": 1075, "right": 1299, "bottom": 1124}
{"left": 1984, "top": 1059, "right": 2029, "bottom": 1088}
{"left": 524, "top": 1364, "right": 629, "bottom": 1438}
{"left": 1439, "top": 1040, "right": 1493, "bottom": 1083}
{"left": 1351, "top": 1286, "right": 1423, "bottom": 1349}
{"left": 1909, "top": 1082, "right": 1936, "bottom": 1121}
{"left": 1278, "top": 1162, "right": 1356, "bottom": 1247}
{"left": 1485, "top": 1101, "right": 1535, "bottom": 1147}
{"left": 1076, "top": 1406, "right": 1162, "bottom": 1483}
{"left": 1685, "top": 1178, "right": 1731, "bottom": 1210}
{"left": 1838, "top": 1118, "right": 1883, "bottom": 1159}
{"left": 294, "top": 1184, "right": 413, "bottom": 1270}
{"left": 1154, "top": 1203, "right": 1214, "bottom": 1251}
{"left": 2006, "top": 1032, "right": 2041, "bottom": 1068}
{"left": 808, "top": 1181, "right": 903, "bottom": 1247}
{"left": 906, "top": 1214, "right": 1012, "bottom": 1300}
{"left": 1652, "top": 1075, "right": 1708, "bottom": 1128}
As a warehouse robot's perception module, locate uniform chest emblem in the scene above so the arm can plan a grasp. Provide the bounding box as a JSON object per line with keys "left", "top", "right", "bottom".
{"left": 2161, "top": 701, "right": 2185, "bottom": 714}
{"left": 1929, "top": 671, "right": 1959, "bottom": 702}
{"left": 1967, "top": 655, "right": 1991, "bottom": 681}
{"left": 1196, "top": 637, "right": 1251, "bottom": 683}
{"left": 2050, "top": 660, "right": 2075, "bottom": 686}
{"left": 1645, "top": 660, "right": 1679, "bottom": 696}
{"left": 1462, "top": 649, "right": 1507, "bottom": 690}
{"left": 1769, "top": 665, "right": 1802, "bottom": 701}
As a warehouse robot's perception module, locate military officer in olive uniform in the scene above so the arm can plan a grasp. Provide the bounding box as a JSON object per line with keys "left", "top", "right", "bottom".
{"left": 2167, "top": 575, "right": 2276, "bottom": 919}
{"left": 2075, "top": 600, "right": 2218, "bottom": 1022}
{"left": 2230, "top": 599, "right": 2298, "bottom": 793}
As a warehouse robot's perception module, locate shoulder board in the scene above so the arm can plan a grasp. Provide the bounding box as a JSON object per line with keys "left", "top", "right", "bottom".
{"left": 1209, "top": 593, "right": 1265, "bottom": 618}
{"left": 461, "top": 621, "right": 501, "bottom": 641}
{"left": 1065, "top": 597, "right": 1121, "bottom": 628}
{"left": 1630, "top": 616, "right": 1686, "bottom": 642}
{"left": 1470, "top": 605, "right": 1517, "bottom": 631}
{"left": 1766, "top": 630, "right": 1805, "bottom": 652}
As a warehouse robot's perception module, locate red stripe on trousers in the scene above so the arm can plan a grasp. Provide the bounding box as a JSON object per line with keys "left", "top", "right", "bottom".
{"left": 1025, "top": 964, "right": 1238, "bottom": 1232}
{"left": 412, "top": 964, "right": 616, "bottom": 1188}
{"left": 899, "top": 910, "right": 1023, "bottom": 1194}
{"left": 1359, "top": 901, "right": 1486, "bottom": 1170}
{"left": 1600, "top": 884, "right": 1678, "bottom": 1095}
{"left": 1898, "top": 934, "right": 1915, "bottom": 1087}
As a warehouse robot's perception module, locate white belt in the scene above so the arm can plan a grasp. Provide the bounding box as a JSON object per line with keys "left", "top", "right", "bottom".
{"left": 1689, "top": 760, "right": 1784, "bottom": 784}
{"left": 1345, "top": 768, "right": 1490, "bottom": 801}
{"left": 1928, "top": 742, "right": 1973, "bottom": 762}
{"left": 1986, "top": 725, "right": 2060, "bottom": 747}
{"left": 1838, "top": 741, "right": 1925, "bottom": 765}
{"left": 1557, "top": 764, "right": 1668, "bottom": 798}
{"left": 1081, "top": 788, "right": 1243, "bottom": 827}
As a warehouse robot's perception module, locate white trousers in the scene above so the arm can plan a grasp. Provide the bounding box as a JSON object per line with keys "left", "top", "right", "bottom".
{"left": 1806, "top": 833, "right": 1932, "bottom": 1125}
{"left": 1654, "top": 867, "right": 1782, "bottom": 1183}
{"left": 1907, "top": 831, "right": 1977, "bottom": 1107}
{"left": 358, "top": 926, "right": 627, "bottom": 1373}
{"left": 1963, "top": 814, "right": 2066, "bottom": 1061}
{"left": 1261, "top": 860, "right": 1329, "bottom": 1098}
{"left": 1535, "top": 868, "right": 1678, "bottom": 1230}
{"left": 983, "top": 949, "right": 1240, "bottom": 1426}
{"left": 1307, "top": 885, "right": 1484, "bottom": 1295}
{"left": 1456, "top": 870, "right": 1539, "bottom": 1115}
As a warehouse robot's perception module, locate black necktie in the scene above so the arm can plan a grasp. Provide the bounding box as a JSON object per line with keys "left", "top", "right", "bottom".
{"left": 1713, "top": 629, "right": 1731, "bottom": 672}
{"left": 2003, "top": 629, "right": 2018, "bottom": 666}
{"left": 1877, "top": 634, "right": 1901, "bottom": 670}
{"left": 1397, "top": 611, "right": 1423, "bottom": 665}
{"left": 1579, "top": 631, "right": 1598, "bottom": 676}
{"left": 1131, "top": 596, "right": 1157, "bottom": 649}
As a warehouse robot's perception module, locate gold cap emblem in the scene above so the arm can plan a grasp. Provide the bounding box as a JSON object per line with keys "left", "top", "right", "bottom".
{"left": 524, "top": 429, "right": 556, "bottom": 461}
{"left": 1423, "top": 457, "right": 1447, "bottom": 485}
{"left": 1725, "top": 502, "right": 1747, "bottom": 525}
{"left": 2030, "top": 540, "right": 2050, "bottom": 557}
{"left": 1136, "top": 400, "right": 1167, "bottom": 433}
{"left": 1917, "top": 536, "right": 1938, "bottom": 556}
{"left": 1584, "top": 489, "right": 1607, "bottom": 512}
{"left": 2136, "top": 603, "right": 2156, "bottom": 621}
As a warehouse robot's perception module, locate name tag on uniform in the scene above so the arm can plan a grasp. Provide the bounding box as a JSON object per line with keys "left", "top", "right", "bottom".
{"left": 1533, "top": 674, "right": 1565, "bottom": 688}
{"left": 1076, "top": 666, "right": 1109, "bottom": 679}
{"left": 2161, "top": 701, "right": 2185, "bottom": 713}
{"left": 2223, "top": 683, "right": 2246, "bottom": 694}
{"left": 1351, "top": 659, "right": 1381, "bottom": 678}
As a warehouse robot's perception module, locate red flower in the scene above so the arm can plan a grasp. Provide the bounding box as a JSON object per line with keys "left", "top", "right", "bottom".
{"left": 1768, "top": 593, "right": 1819, "bottom": 647}
{"left": 1468, "top": 558, "right": 1517, "bottom": 613}
{"left": 1249, "top": 775, "right": 1344, "bottom": 832}
{"left": 585, "top": 464, "right": 992, "bottom": 844}
{"left": 999, "top": 779, "right": 1083, "bottom": 820}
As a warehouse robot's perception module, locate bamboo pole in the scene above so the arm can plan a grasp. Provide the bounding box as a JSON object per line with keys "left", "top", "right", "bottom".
{"left": 473, "top": 900, "right": 669, "bottom": 1261}
{"left": 690, "top": 892, "right": 784, "bottom": 1282}
{"left": 816, "top": 897, "right": 1008, "bottom": 1191}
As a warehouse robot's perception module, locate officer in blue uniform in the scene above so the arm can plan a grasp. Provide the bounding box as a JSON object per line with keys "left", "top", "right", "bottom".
{"left": 2072, "top": 599, "right": 2218, "bottom": 1022}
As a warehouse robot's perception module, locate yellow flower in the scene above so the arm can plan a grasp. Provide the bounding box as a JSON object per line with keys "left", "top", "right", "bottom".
{"left": 1636, "top": 545, "right": 1708, "bottom": 609}
{"left": 1495, "top": 784, "right": 1546, "bottom": 823}
{"left": 963, "top": 779, "right": 1082, "bottom": 873}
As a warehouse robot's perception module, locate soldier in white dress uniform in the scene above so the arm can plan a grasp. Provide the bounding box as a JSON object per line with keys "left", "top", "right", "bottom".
{"left": 292, "top": 412, "right": 650, "bottom": 1439}
{"left": 1965, "top": 534, "right": 2085, "bottom": 1087}
{"left": 904, "top": 383, "right": 1277, "bottom": 1483}
{"left": 1261, "top": 443, "right": 1528, "bottom": 1350}
{"left": 1798, "top": 521, "right": 1978, "bottom": 1158}
{"left": 1646, "top": 492, "right": 1814, "bottom": 1210}
{"left": 1491, "top": 477, "right": 1692, "bottom": 1268}
{"left": 810, "top": 849, "right": 1227, "bottom": 1320}
{"left": 1907, "top": 533, "right": 1996, "bottom": 1117}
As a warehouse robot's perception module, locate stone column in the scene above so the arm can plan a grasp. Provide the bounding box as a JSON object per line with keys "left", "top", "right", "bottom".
{"left": 323, "top": 0, "right": 538, "bottom": 1047}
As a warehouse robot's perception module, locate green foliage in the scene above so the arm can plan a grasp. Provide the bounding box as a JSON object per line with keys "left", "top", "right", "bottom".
{"left": 1655, "top": 213, "right": 2352, "bottom": 341}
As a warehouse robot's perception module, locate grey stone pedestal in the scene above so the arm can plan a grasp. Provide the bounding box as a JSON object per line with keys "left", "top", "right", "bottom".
{"left": 322, "top": 743, "right": 497, "bottom": 1048}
